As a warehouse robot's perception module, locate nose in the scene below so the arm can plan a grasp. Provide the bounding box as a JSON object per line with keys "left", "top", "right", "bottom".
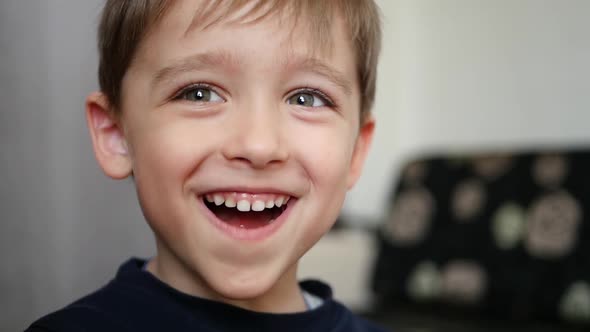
{"left": 222, "top": 103, "right": 288, "bottom": 169}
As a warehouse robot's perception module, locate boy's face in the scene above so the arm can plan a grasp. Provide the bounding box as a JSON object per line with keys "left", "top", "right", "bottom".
{"left": 88, "top": 0, "right": 374, "bottom": 304}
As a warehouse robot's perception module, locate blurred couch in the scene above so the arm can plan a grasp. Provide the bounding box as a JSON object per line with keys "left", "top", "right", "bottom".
{"left": 369, "top": 148, "right": 590, "bottom": 331}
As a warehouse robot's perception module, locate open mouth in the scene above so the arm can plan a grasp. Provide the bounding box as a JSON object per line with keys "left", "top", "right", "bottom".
{"left": 203, "top": 193, "right": 291, "bottom": 230}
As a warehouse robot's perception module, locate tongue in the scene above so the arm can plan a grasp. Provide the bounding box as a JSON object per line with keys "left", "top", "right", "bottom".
{"left": 214, "top": 206, "right": 276, "bottom": 229}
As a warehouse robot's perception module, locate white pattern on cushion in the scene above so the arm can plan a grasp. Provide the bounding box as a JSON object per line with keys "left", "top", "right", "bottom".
{"left": 385, "top": 187, "right": 435, "bottom": 245}
{"left": 472, "top": 155, "right": 514, "bottom": 180}
{"left": 440, "top": 260, "right": 488, "bottom": 305}
{"left": 525, "top": 191, "right": 581, "bottom": 259}
{"left": 559, "top": 281, "right": 590, "bottom": 323}
{"left": 492, "top": 203, "right": 526, "bottom": 250}
{"left": 533, "top": 154, "right": 569, "bottom": 188}
{"left": 406, "top": 261, "right": 441, "bottom": 302}
{"left": 402, "top": 161, "right": 428, "bottom": 185}
{"left": 452, "top": 179, "right": 486, "bottom": 222}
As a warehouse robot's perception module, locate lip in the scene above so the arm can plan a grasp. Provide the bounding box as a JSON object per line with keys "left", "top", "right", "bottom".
{"left": 197, "top": 195, "right": 296, "bottom": 241}
{"left": 198, "top": 186, "right": 298, "bottom": 198}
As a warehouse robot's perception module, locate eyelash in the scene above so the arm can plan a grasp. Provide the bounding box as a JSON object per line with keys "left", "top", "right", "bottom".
{"left": 288, "top": 87, "right": 336, "bottom": 108}
{"left": 170, "top": 83, "right": 337, "bottom": 108}
{"left": 171, "top": 82, "right": 224, "bottom": 101}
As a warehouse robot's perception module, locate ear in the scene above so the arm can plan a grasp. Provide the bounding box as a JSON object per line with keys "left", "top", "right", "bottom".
{"left": 346, "top": 116, "right": 375, "bottom": 189}
{"left": 86, "top": 92, "right": 132, "bottom": 179}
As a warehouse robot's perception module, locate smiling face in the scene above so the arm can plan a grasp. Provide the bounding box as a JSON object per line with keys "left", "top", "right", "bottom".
{"left": 87, "top": 0, "right": 374, "bottom": 312}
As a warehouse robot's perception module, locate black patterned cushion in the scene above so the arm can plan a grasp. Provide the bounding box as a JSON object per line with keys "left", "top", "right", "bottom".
{"left": 371, "top": 150, "right": 590, "bottom": 326}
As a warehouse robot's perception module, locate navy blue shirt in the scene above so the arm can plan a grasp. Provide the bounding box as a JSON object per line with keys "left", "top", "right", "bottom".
{"left": 27, "top": 258, "right": 389, "bottom": 332}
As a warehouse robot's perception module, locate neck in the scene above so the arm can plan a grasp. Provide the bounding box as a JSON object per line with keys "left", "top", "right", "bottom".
{"left": 146, "top": 243, "right": 307, "bottom": 313}
{"left": 223, "top": 264, "right": 306, "bottom": 312}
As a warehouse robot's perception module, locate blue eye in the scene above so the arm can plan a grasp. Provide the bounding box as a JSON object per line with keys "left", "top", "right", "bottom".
{"left": 177, "top": 85, "right": 224, "bottom": 103}
{"left": 287, "top": 90, "right": 332, "bottom": 107}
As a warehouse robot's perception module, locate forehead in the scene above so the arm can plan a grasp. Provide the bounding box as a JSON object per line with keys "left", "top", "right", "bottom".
{"left": 173, "top": 0, "right": 342, "bottom": 50}
{"left": 133, "top": 0, "right": 353, "bottom": 68}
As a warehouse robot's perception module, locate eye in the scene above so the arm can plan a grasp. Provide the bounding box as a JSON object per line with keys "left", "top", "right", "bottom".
{"left": 287, "top": 90, "right": 332, "bottom": 108}
{"left": 175, "top": 85, "right": 224, "bottom": 103}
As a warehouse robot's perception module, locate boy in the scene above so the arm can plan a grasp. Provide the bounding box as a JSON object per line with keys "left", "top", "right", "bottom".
{"left": 28, "top": 0, "right": 384, "bottom": 331}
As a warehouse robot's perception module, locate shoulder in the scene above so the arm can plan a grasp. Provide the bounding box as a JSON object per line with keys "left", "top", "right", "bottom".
{"left": 331, "top": 304, "right": 391, "bottom": 332}
{"left": 26, "top": 304, "right": 127, "bottom": 332}
{"left": 349, "top": 315, "right": 391, "bottom": 332}
{"left": 25, "top": 260, "right": 143, "bottom": 332}
{"left": 300, "top": 280, "right": 390, "bottom": 332}
{"left": 25, "top": 275, "right": 151, "bottom": 332}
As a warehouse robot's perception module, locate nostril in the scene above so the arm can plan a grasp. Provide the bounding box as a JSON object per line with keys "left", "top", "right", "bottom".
{"left": 221, "top": 134, "right": 288, "bottom": 168}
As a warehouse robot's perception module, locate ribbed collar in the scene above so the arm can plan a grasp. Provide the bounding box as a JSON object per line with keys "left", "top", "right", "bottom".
{"left": 112, "top": 258, "right": 350, "bottom": 332}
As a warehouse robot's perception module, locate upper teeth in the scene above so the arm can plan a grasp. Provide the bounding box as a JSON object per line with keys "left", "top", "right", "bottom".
{"left": 205, "top": 194, "right": 291, "bottom": 212}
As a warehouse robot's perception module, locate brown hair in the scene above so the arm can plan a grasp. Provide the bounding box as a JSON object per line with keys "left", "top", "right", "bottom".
{"left": 98, "top": 0, "right": 382, "bottom": 119}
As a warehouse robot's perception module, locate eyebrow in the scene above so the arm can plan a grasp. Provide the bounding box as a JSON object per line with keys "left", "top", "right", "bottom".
{"left": 152, "top": 50, "right": 354, "bottom": 95}
{"left": 152, "top": 50, "right": 241, "bottom": 89}
{"left": 287, "top": 57, "right": 354, "bottom": 95}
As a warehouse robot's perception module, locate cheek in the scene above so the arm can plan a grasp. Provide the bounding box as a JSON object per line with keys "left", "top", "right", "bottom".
{"left": 288, "top": 122, "right": 355, "bottom": 234}
{"left": 129, "top": 116, "right": 218, "bottom": 181}
{"left": 290, "top": 122, "right": 356, "bottom": 189}
{"left": 132, "top": 129, "right": 191, "bottom": 184}
{"left": 125, "top": 118, "right": 218, "bottom": 230}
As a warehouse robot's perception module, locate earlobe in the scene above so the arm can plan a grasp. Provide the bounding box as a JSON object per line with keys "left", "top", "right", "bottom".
{"left": 86, "top": 92, "right": 133, "bottom": 179}
{"left": 346, "top": 117, "right": 375, "bottom": 189}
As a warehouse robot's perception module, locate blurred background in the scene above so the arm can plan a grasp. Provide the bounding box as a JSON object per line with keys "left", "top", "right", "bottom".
{"left": 1, "top": 0, "right": 590, "bottom": 331}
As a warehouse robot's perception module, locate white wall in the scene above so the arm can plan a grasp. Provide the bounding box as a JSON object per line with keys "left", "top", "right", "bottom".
{"left": 345, "top": 0, "right": 590, "bottom": 223}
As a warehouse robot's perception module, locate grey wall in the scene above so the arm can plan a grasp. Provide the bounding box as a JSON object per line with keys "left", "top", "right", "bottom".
{"left": 1, "top": 2, "right": 153, "bottom": 330}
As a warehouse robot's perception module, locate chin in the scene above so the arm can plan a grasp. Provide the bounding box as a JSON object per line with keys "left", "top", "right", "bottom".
{"left": 206, "top": 268, "right": 280, "bottom": 301}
